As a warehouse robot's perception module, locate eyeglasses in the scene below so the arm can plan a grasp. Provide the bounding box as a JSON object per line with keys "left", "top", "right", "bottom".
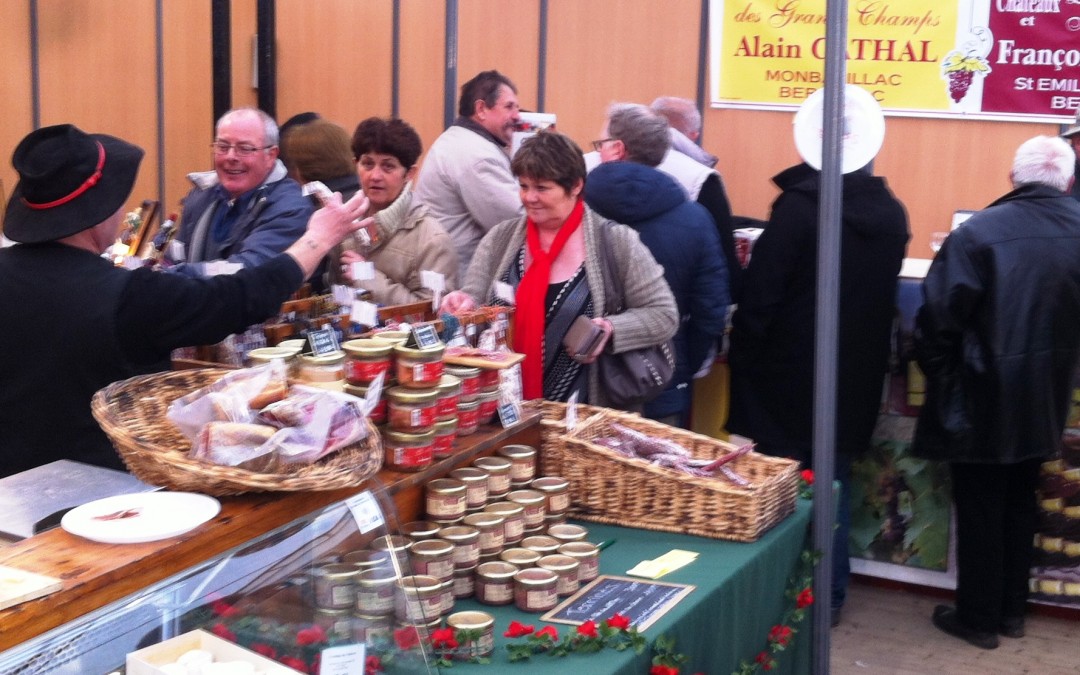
{"left": 591, "top": 138, "right": 616, "bottom": 152}
{"left": 211, "top": 142, "right": 273, "bottom": 157}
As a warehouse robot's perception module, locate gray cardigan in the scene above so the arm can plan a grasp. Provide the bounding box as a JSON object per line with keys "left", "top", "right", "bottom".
{"left": 462, "top": 206, "right": 678, "bottom": 407}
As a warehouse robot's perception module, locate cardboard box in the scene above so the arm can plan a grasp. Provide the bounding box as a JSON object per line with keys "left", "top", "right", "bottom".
{"left": 126, "top": 629, "right": 301, "bottom": 674}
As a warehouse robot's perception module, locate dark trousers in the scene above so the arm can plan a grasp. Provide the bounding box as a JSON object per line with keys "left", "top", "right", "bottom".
{"left": 950, "top": 458, "right": 1042, "bottom": 632}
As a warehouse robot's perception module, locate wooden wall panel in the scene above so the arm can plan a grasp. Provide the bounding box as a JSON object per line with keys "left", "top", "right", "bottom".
{"left": 37, "top": 0, "right": 159, "bottom": 221}
{"left": 230, "top": 1, "right": 258, "bottom": 110}
{"left": 0, "top": 2, "right": 33, "bottom": 233}
{"left": 457, "top": 0, "right": 540, "bottom": 114}
{"left": 545, "top": 0, "right": 700, "bottom": 152}
{"left": 398, "top": 0, "right": 447, "bottom": 154}
{"left": 276, "top": 0, "right": 393, "bottom": 133}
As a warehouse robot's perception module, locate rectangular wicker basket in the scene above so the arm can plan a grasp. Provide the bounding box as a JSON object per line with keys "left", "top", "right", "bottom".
{"left": 544, "top": 410, "right": 800, "bottom": 542}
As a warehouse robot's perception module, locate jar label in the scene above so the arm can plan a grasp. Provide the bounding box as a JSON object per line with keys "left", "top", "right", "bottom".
{"left": 505, "top": 519, "right": 525, "bottom": 540}
{"left": 412, "top": 361, "right": 444, "bottom": 384}
{"left": 433, "top": 433, "right": 456, "bottom": 458}
{"left": 346, "top": 358, "right": 390, "bottom": 384}
{"left": 460, "top": 376, "right": 480, "bottom": 396}
{"left": 426, "top": 493, "right": 465, "bottom": 518}
{"left": 466, "top": 485, "right": 488, "bottom": 507}
{"left": 437, "top": 395, "right": 459, "bottom": 417}
{"left": 393, "top": 444, "right": 434, "bottom": 470}
{"left": 452, "top": 542, "right": 480, "bottom": 566}
{"left": 482, "top": 582, "right": 513, "bottom": 603}
{"left": 550, "top": 493, "right": 571, "bottom": 512}
{"left": 358, "top": 588, "right": 395, "bottom": 614}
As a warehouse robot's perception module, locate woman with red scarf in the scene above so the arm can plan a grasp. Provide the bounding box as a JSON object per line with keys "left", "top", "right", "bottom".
{"left": 440, "top": 132, "right": 676, "bottom": 407}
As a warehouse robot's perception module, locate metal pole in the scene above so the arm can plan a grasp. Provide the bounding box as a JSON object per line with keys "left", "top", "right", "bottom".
{"left": 443, "top": 0, "right": 459, "bottom": 130}
{"left": 391, "top": 0, "right": 401, "bottom": 118}
{"left": 210, "top": 0, "right": 231, "bottom": 128}
{"left": 812, "top": 0, "right": 849, "bottom": 672}
{"left": 155, "top": 0, "right": 166, "bottom": 209}
{"left": 29, "top": 0, "right": 40, "bottom": 129}
{"left": 694, "top": 0, "right": 708, "bottom": 143}
{"left": 256, "top": 0, "right": 276, "bottom": 119}
{"left": 537, "top": 0, "right": 549, "bottom": 112}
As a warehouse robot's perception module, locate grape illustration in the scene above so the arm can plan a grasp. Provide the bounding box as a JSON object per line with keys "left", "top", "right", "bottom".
{"left": 940, "top": 50, "right": 991, "bottom": 104}
{"left": 947, "top": 70, "right": 974, "bottom": 103}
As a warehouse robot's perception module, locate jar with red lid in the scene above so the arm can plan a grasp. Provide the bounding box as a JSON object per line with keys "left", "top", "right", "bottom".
{"left": 477, "top": 367, "right": 500, "bottom": 392}
{"left": 385, "top": 430, "right": 435, "bottom": 471}
{"left": 476, "top": 390, "right": 500, "bottom": 425}
{"left": 432, "top": 418, "right": 458, "bottom": 459}
{"left": 457, "top": 399, "right": 481, "bottom": 436}
{"left": 394, "top": 344, "right": 445, "bottom": 388}
{"left": 435, "top": 375, "right": 462, "bottom": 420}
{"left": 344, "top": 383, "right": 386, "bottom": 425}
{"left": 445, "top": 365, "right": 481, "bottom": 401}
{"left": 386, "top": 386, "right": 438, "bottom": 433}
{"left": 343, "top": 339, "right": 393, "bottom": 385}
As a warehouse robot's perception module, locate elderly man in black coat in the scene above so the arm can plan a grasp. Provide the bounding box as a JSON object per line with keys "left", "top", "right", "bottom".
{"left": 913, "top": 135, "right": 1080, "bottom": 650}
{"left": 727, "top": 160, "right": 909, "bottom": 622}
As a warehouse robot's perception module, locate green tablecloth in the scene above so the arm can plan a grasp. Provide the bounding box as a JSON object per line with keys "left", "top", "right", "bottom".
{"left": 447, "top": 498, "right": 813, "bottom": 674}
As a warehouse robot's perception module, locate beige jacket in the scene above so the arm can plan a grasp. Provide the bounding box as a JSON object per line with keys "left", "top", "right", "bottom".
{"left": 462, "top": 206, "right": 678, "bottom": 407}
{"left": 331, "top": 186, "right": 459, "bottom": 305}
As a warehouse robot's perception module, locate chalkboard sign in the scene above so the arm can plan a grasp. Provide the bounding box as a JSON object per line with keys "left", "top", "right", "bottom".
{"left": 307, "top": 326, "right": 340, "bottom": 356}
{"left": 542, "top": 575, "right": 694, "bottom": 632}
{"left": 411, "top": 323, "right": 442, "bottom": 350}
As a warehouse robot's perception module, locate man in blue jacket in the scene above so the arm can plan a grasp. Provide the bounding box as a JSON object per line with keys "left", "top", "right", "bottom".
{"left": 167, "top": 108, "right": 314, "bottom": 278}
{"left": 584, "top": 103, "right": 729, "bottom": 427}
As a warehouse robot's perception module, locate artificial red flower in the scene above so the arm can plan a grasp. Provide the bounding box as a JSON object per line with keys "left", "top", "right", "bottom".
{"left": 767, "top": 624, "right": 793, "bottom": 646}
{"left": 800, "top": 469, "right": 814, "bottom": 485}
{"left": 250, "top": 643, "right": 277, "bottom": 659}
{"left": 278, "top": 655, "right": 309, "bottom": 673}
{"left": 576, "top": 620, "right": 599, "bottom": 638}
{"left": 607, "top": 613, "right": 631, "bottom": 630}
{"left": 756, "top": 651, "right": 770, "bottom": 664}
{"left": 504, "top": 620, "right": 535, "bottom": 638}
{"left": 649, "top": 666, "right": 679, "bottom": 675}
{"left": 296, "top": 625, "right": 328, "bottom": 646}
{"left": 394, "top": 625, "right": 421, "bottom": 650}
{"left": 210, "top": 622, "right": 236, "bottom": 642}
{"left": 364, "top": 654, "right": 382, "bottom": 674}
{"left": 796, "top": 587, "right": 814, "bottom": 608}
{"left": 432, "top": 627, "right": 459, "bottom": 650}
{"left": 535, "top": 625, "right": 559, "bottom": 641}
{"left": 211, "top": 600, "right": 239, "bottom": 617}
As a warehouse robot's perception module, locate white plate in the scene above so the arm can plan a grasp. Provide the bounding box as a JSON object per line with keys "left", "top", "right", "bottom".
{"left": 61, "top": 492, "right": 220, "bottom": 544}
{"left": 793, "top": 85, "right": 885, "bottom": 174}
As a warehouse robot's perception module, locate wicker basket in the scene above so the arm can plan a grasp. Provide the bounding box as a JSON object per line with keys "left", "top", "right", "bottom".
{"left": 545, "top": 410, "right": 799, "bottom": 542}
{"left": 530, "top": 400, "right": 621, "bottom": 477}
{"left": 91, "top": 369, "right": 383, "bottom": 496}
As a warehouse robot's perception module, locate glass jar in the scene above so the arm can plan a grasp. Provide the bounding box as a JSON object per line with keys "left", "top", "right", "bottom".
{"left": 447, "top": 610, "right": 495, "bottom": 659}
{"left": 426, "top": 478, "right": 467, "bottom": 521}
{"left": 520, "top": 535, "right": 561, "bottom": 556}
{"left": 408, "top": 538, "right": 455, "bottom": 582}
{"left": 513, "top": 568, "right": 559, "bottom": 612}
{"left": 558, "top": 541, "right": 600, "bottom": 583}
{"left": 435, "top": 374, "right": 462, "bottom": 421}
{"left": 312, "top": 563, "right": 358, "bottom": 610}
{"left": 344, "top": 383, "right": 386, "bottom": 425}
{"left": 394, "top": 344, "right": 445, "bottom": 389}
{"left": 343, "top": 548, "right": 393, "bottom": 573}
{"left": 386, "top": 386, "right": 438, "bottom": 433}
{"left": 401, "top": 520, "right": 442, "bottom": 543}
{"left": 395, "top": 574, "right": 443, "bottom": 624}
{"left": 433, "top": 418, "right": 458, "bottom": 459}
{"left": 313, "top": 608, "right": 353, "bottom": 640}
{"left": 369, "top": 534, "right": 411, "bottom": 569}
{"left": 463, "top": 512, "right": 506, "bottom": 556}
{"left": 475, "top": 561, "right": 519, "bottom": 606}
{"left": 356, "top": 567, "right": 398, "bottom": 616}
{"left": 531, "top": 476, "right": 571, "bottom": 515}
{"left": 544, "top": 511, "right": 568, "bottom": 529}
{"left": 547, "top": 523, "right": 588, "bottom": 544}
{"left": 438, "top": 524, "right": 481, "bottom": 570}
{"left": 343, "top": 339, "right": 393, "bottom": 385}
{"left": 472, "top": 456, "right": 513, "bottom": 497}
{"left": 438, "top": 578, "right": 455, "bottom": 615}
{"left": 506, "top": 489, "right": 547, "bottom": 529}
{"left": 445, "top": 365, "right": 481, "bottom": 401}
{"left": 477, "top": 367, "right": 500, "bottom": 392}
{"left": 452, "top": 567, "right": 475, "bottom": 599}
{"left": 476, "top": 389, "right": 500, "bottom": 425}
{"left": 497, "top": 444, "right": 537, "bottom": 484}
{"left": 449, "top": 467, "right": 489, "bottom": 509}
{"left": 353, "top": 613, "right": 394, "bottom": 646}
{"left": 297, "top": 351, "right": 346, "bottom": 389}
{"left": 537, "top": 554, "right": 580, "bottom": 596}
{"left": 456, "top": 399, "right": 481, "bottom": 436}
{"left": 385, "top": 429, "right": 435, "bottom": 472}
{"left": 483, "top": 501, "right": 525, "bottom": 545}
{"left": 499, "top": 547, "right": 541, "bottom": 569}
{"left": 245, "top": 347, "right": 299, "bottom": 379}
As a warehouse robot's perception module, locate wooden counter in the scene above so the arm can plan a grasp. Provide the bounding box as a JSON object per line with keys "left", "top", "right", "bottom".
{"left": 0, "top": 412, "right": 541, "bottom": 653}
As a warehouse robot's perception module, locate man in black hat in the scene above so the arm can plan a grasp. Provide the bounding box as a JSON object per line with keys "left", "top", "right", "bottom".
{"left": 0, "top": 124, "right": 369, "bottom": 478}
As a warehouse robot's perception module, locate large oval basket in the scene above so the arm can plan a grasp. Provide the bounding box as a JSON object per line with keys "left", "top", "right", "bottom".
{"left": 91, "top": 368, "right": 383, "bottom": 496}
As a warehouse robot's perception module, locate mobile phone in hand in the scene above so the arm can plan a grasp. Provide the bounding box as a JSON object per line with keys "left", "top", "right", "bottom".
{"left": 563, "top": 315, "right": 604, "bottom": 357}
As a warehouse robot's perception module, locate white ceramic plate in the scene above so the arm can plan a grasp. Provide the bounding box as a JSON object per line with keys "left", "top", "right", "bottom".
{"left": 60, "top": 492, "right": 220, "bottom": 544}
{"left": 793, "top": 85, "right": 885, "bottom": 174}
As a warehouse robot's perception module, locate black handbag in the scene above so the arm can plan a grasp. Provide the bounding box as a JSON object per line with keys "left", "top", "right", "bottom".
{"left": 594, "top": 224, "right": 676, "bottom": 408}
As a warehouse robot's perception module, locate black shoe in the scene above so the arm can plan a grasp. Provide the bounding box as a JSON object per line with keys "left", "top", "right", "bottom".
{"left": 932, "top": 605, "right": 999, "bottom": 650}
{"left": 999, "top": 616, "right": 1025, "bottom": 638}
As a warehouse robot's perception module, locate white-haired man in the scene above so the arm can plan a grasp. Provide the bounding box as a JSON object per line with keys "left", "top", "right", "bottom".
{"left": 913, "top": 135, "right": 1080, "bottom": 649}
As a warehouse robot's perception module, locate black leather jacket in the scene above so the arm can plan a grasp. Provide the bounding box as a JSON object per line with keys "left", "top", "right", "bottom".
{"left": 913, "top": 183, "right": 1080, "bottom": 464}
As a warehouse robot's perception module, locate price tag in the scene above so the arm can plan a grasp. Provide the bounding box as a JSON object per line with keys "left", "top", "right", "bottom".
{"left": 168, "top": 239, "right": 185, "bottom": 262}
{"left": 363, "top": 372, "right": 385, "bottom": 416}
{"left": 121, "top": 256, "right": 144, "bottom": 270}
{"left": 411, "top": 323, "right": 442, "bottom": 350}
{"left": 420, "top": 270, "right": 445, "bottom": 293}
{"left": 351, "top": 299, "right": 379, "bottom": 328}
{"left": 495, "top": 281, "right": 516, "bottom": 305}
{"left": 566, "top": 391, "right": 579, "bottom": 431}
{"left": 331, "top": 284, "right": 354, "bottom": 308}
{"left": 319, "top": 643, "right": 366, "bottom": 675}
{"left": 497, "top": 401, "right": 522, "bottom": 428}
{"left": 351, "top": 261, "right": 375, "bottom": 281}
{"left": 345, "top": 491, "right": 384, "bottom": 534}
{"left": 307, "top": 326, "right": 340, "bottom": 356}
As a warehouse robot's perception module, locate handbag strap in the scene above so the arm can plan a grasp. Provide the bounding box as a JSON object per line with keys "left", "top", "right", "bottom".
{"left": 596, "top": 223, "right": 625, "bottom": 316}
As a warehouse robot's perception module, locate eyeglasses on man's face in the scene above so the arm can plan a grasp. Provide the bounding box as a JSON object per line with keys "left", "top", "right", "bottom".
{"left": 211, "top": 142, "right": 273, "bottom": 157}
{"left": 591, "top": 138, "right": 616, "bottom": 152}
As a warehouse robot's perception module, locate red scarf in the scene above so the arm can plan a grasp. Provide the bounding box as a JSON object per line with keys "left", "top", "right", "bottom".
{"left": 513, "top": 198, "right": 585, "bottom": 399}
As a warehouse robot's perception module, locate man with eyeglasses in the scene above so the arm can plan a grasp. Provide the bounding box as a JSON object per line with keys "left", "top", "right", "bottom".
{"left": 166, "top": 107, "right": 313, "bottom": 277}
{"left": 416, "top": 70, "right": 525, "bottom": 280}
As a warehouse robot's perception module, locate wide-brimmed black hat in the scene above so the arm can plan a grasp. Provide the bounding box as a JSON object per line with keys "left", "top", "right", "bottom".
{"left": 4, "top": 124, "right": 143, "bottom": 243}
{"left": 1063, "top": 109, "right": 1080, "bottom": 139}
